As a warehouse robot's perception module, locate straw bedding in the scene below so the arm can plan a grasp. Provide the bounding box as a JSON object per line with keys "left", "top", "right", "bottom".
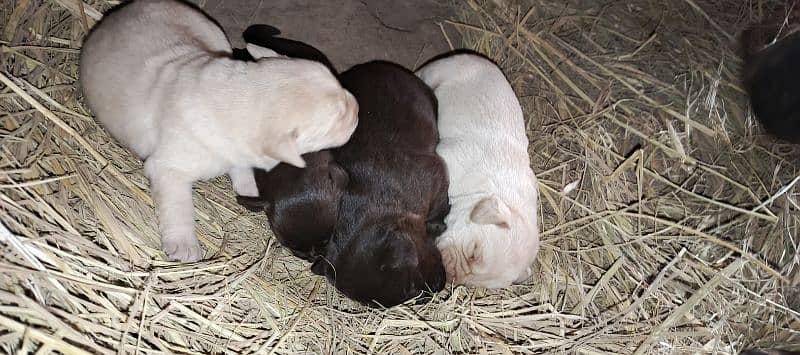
{"left": 0, "top": 0, "right": 798, "bottom": 353}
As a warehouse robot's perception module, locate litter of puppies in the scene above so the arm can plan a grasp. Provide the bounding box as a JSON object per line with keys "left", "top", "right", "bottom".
{"left": 1, "top": 0, "right": 797, "bottom": 353}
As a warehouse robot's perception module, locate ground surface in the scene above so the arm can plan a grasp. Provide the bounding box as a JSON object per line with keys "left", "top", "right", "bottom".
{"left": 197, "top": 0, "right": 457, "bottom": 71}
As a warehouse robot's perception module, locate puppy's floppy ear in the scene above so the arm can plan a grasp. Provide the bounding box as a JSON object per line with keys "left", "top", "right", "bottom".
{"left": 379, "top": 235, "right": 420, "bottom": 271}
{"left": 470, "top": 196, "right": 511, "bottom": 229}
{"left": 263, "top": 129, "right": 306, "bottom": 168}
{"left": 246, "top": 43, "right": 281, "bottom": 59}
{"left": 328, "top": 162, "right": 349, "bottom": 187}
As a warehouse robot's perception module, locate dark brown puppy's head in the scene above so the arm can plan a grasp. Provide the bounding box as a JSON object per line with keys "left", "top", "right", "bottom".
{"left": 237, "top": 151, "right": 348, "bottom": 261}
{"left": 312, "top": 213, "right": 446, "bottom": 307}
{"left": 739, "top": 5, "right": 800, "bottom": 144}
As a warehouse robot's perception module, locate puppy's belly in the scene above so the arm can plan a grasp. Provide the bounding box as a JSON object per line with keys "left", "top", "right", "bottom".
{"left": 92, "top": 96, "right": 159, "bottom": 158}
{"left": 147, "top": 140, "right": 235, "bottom": 182}
{"left": 101, "top": 117, "right": 158, "bottom": 158}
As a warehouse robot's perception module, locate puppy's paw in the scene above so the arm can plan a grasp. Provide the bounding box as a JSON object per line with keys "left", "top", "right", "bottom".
{"left": 436, "top": 240, "right": 465, "bottom": 284}
{"left": 229, "top": 168, "right": 259, "bottom": 197}
{"left": 162, "top": 235, "right": 203, "bottom": 262}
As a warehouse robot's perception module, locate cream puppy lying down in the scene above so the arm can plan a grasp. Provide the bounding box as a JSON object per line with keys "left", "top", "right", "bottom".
{"left": 80, "top": 0, "right": 358, "bottom": 262}
{"left": 416, "top": 53, "right": 539, "bottom": 288}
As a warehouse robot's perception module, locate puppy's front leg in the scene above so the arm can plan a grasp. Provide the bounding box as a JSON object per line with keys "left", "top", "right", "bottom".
{"left": 229, "top": 167, "right": 259, "bottom": 197}
{"left": 145, "top": 159, "right": 203, "bottom": 262}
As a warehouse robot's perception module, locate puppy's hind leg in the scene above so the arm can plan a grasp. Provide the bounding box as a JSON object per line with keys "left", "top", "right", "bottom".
{"left": 229, "top": 167, "right": 259, "bottom": 197}
{"left": 145, "top": 159, "right": 203, "bottom": 262}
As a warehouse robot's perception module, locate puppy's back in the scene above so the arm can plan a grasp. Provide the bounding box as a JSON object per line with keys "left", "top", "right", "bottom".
{"left": 238, "top": 151, "right": 345, "bottom": 261}
{"left": 80, "top": 0, "right": 231, "bottom": 157}
{"left": 337, "top": 61, "right": 439, "bottom": 155}
{"left": 417, "top": 54, "right": 525, "bottom": 145}
{"left": 81, "top": 0, "right": 229, "bottom": 81}
{"left": 417, "top": 53, "right": 532, "bottom": 198}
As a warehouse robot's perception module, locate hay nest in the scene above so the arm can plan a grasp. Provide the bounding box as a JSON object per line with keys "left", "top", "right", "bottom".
{"left": 1, "top": 0, "right": 798, "bottom": 353}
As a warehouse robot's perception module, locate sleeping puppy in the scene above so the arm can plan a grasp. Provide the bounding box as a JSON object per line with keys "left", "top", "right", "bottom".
{"left": 312, "top": 61, "right": 449, "bottom": 307}
{"left": 233, "top": 25, "right": 348, "bottom": 261}
{"left": 416, "top": 53, "right": 540, "bottom": 288}
{"left": 80, "top": 0, "right": 358, "bottom": 262}
{"left": 236, "top": 152, "right": 348, "bottom": 261}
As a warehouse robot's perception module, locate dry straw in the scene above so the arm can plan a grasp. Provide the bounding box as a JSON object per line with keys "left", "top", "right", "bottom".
{"left": 1, "top": 0, "right": 798, "bottom": 353}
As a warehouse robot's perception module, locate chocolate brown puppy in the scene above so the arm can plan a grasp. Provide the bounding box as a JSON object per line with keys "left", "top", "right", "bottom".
{"left": 237, "top": 151, "right": 348, "bottom": 261}
{"left": 312, "top": 61, "right": 449, "bottom": 307}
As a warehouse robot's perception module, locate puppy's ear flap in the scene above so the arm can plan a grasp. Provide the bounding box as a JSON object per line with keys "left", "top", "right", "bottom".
{"left": 328, "top": 162, "right": 349, "bottom": 187}
{"left": 376, "top": 215, "right": 424, "bottom": 272}
{"left": 470, "top": 196, "right": 511, "bottom": 229}
{"left": 263, "top": 129, "right": 306, "bottom": 168}
{"left": 246, "top": 43, "right": 281, "bottom": 59}
{"left": 380, "top": 237, "right": 419, "bottom": 271}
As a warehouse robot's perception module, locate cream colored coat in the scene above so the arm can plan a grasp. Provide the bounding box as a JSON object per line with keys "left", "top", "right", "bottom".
{"left": 416, "top": 54, "right": 539, "bottom": 288}
{"left": 80, "top": 0, "right": 358, "bottom": 262}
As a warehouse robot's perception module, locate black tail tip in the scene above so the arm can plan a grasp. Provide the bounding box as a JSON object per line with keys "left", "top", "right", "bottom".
{"left": 243, "top": 24, "right": 282, "bottom": 42}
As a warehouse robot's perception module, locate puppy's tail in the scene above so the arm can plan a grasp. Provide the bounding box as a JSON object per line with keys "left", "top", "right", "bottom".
{"left": 242, "top": 24, "right": 336, "bottom": 73}
{"left": 242, "top": 24, "right": 282, "bottom": 41}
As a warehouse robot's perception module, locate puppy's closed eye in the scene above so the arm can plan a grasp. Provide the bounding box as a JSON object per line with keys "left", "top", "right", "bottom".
{"left": 466, "top": 241, "right": 482, "bottom": 264}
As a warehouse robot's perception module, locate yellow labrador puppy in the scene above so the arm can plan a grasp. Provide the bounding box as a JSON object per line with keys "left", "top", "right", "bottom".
{"left": 80, "top": 0, "right": 358, "bottom": 262}
{"left": 416, "top": 53, "right": 539, "bottom": 288}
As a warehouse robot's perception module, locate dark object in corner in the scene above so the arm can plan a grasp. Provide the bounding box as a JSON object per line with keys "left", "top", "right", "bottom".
{"left": 740, "top": 6, "right": 800, "bottom": 144}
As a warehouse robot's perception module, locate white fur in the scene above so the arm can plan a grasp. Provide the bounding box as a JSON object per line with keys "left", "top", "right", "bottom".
{"left": 416, "top": 54, "right": 540, "bottom": 288}
{"left": 80, "top": 0, "right": 358, "bottom": 262}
